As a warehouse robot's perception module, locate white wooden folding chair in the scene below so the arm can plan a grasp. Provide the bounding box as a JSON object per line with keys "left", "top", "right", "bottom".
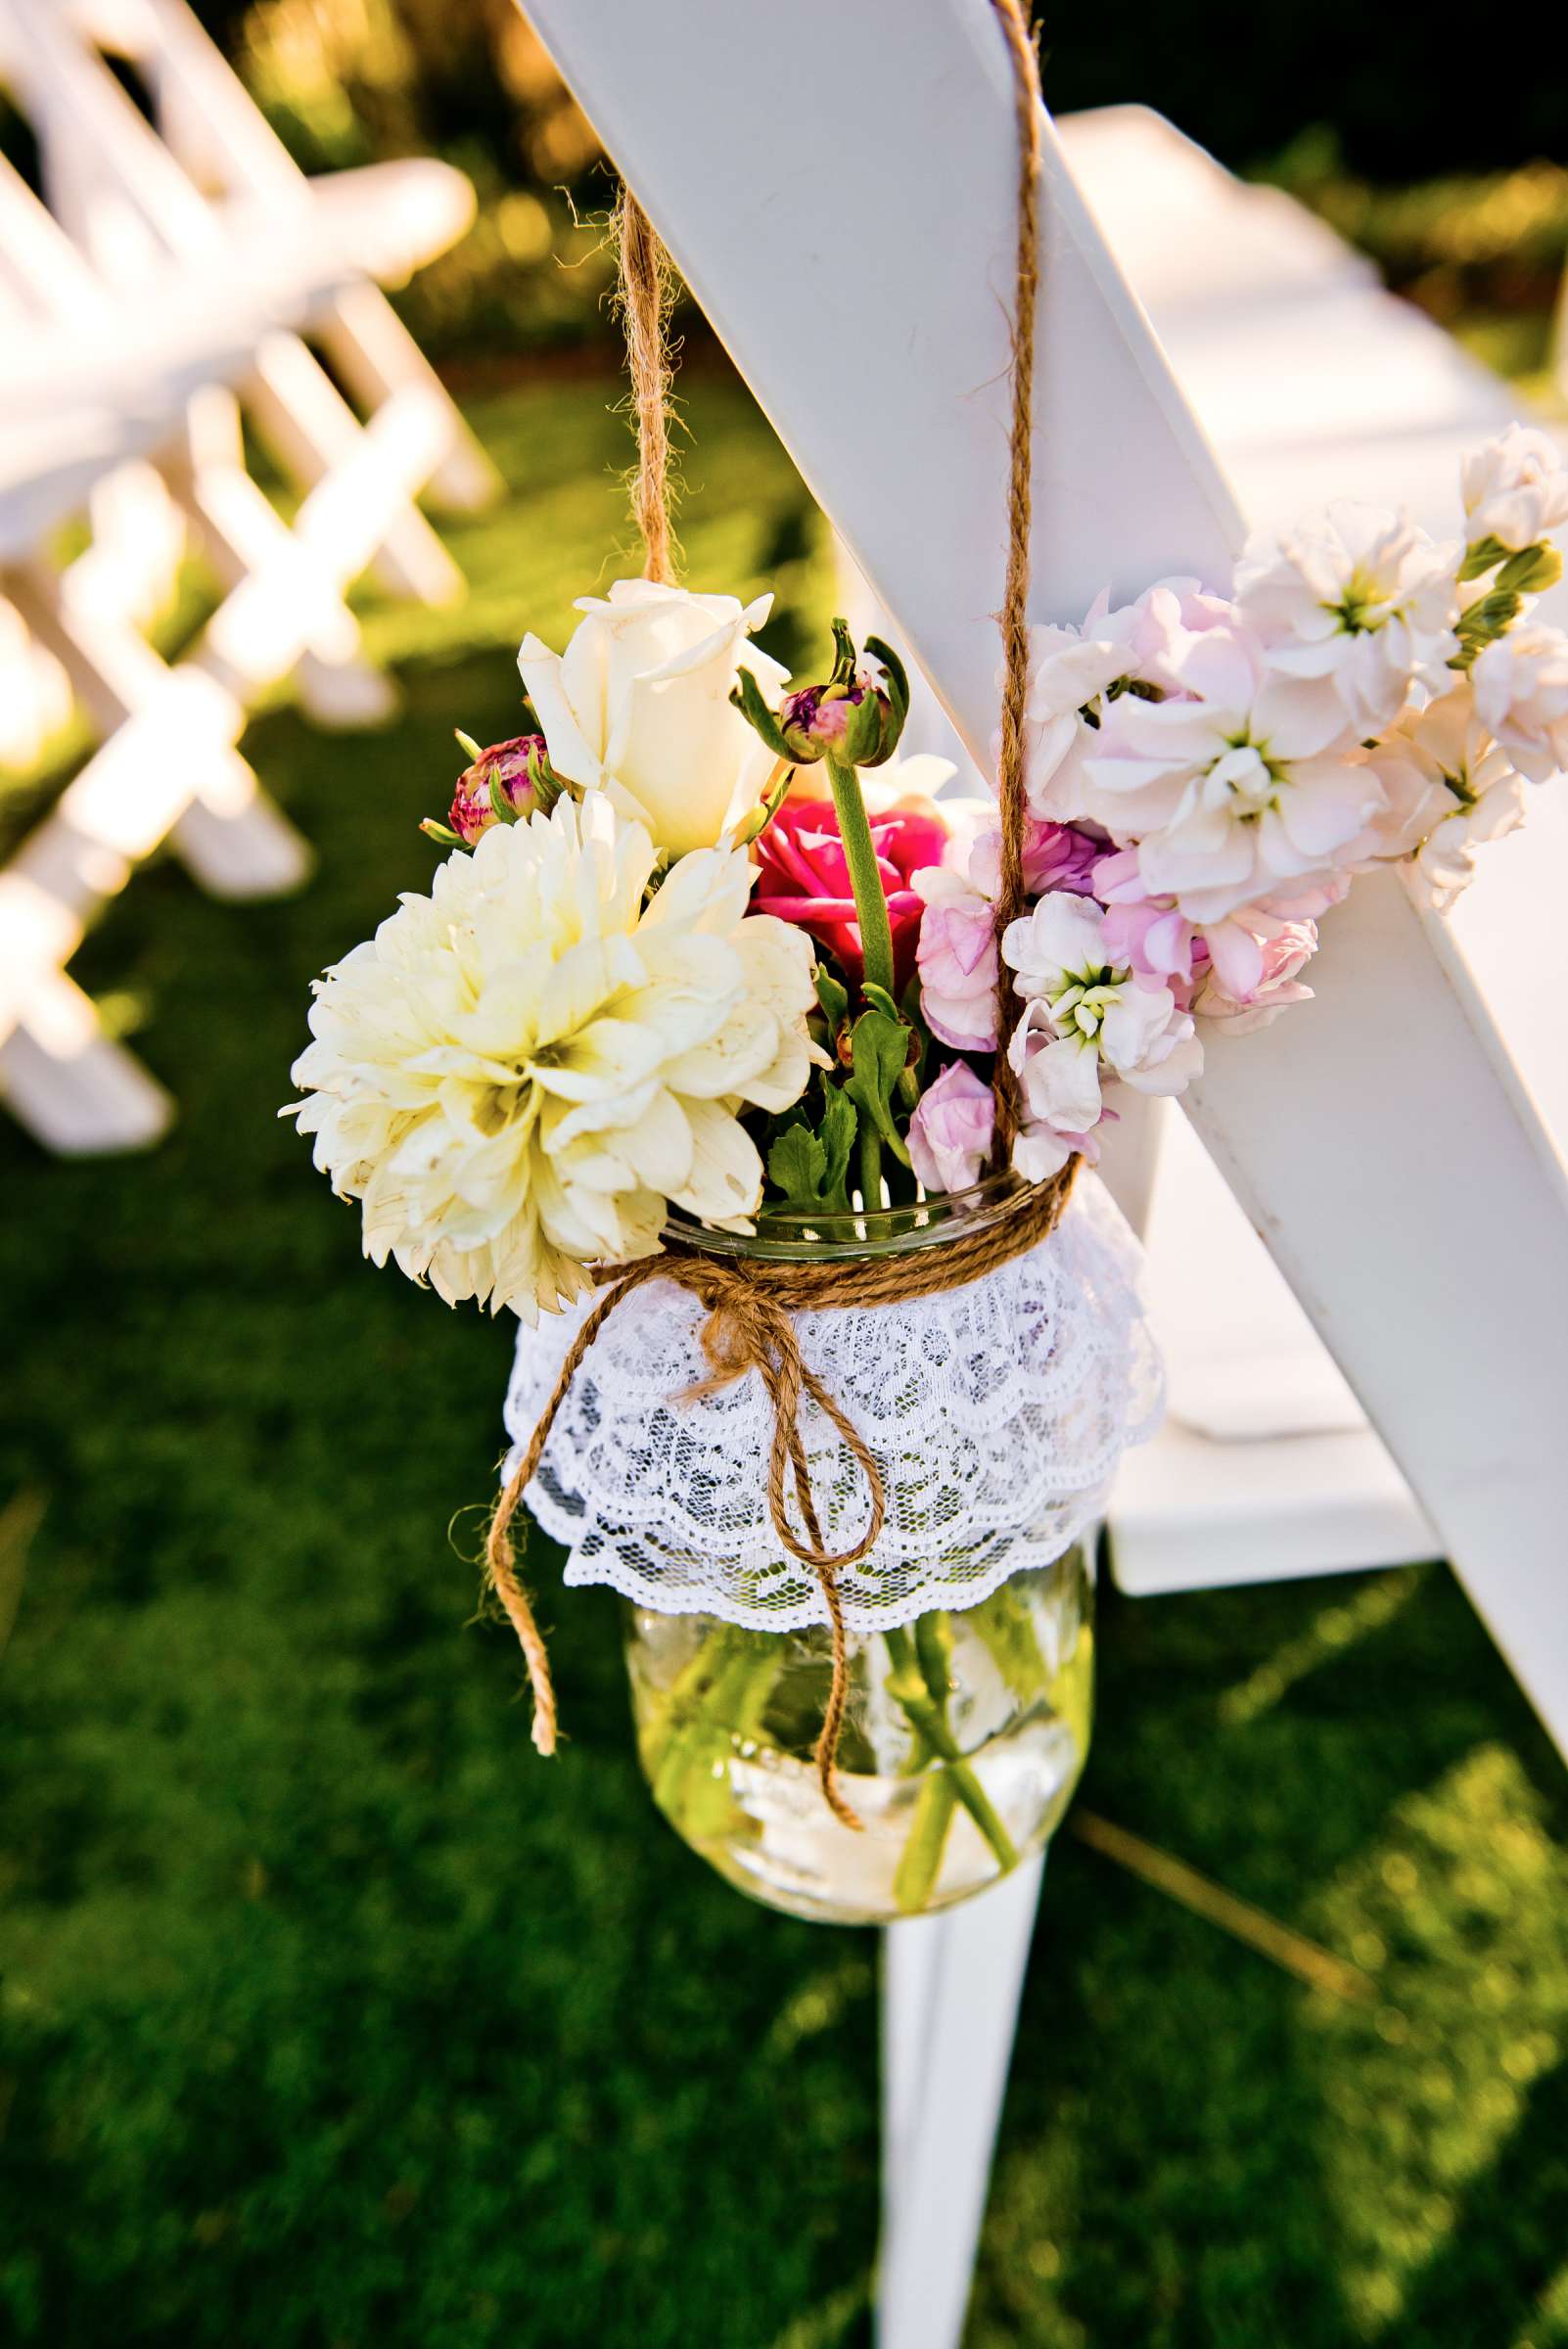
{"left": 0, "top": 0, "right": 483, "bottom": 721}
{"left": 1052, "top": 106, "right": 1568, "bottom": 1598}
{"left": 0, "top": 148, "right": 450, "bottom": 1150}
{"left": 516, "top": 7, "right": 1568, "bottom": 2345}
{"left": 68, "top": 0, "right": 500, "bottom": 517}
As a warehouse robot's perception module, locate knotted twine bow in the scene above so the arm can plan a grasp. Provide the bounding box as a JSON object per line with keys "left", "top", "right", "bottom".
{"left": 486, "top": 1, "right": 1055, "bottom": 1825}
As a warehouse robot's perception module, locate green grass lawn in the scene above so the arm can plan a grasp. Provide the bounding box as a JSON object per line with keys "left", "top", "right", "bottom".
{"left": 3, "top": 371, "right": 1567, "bottom": 2349}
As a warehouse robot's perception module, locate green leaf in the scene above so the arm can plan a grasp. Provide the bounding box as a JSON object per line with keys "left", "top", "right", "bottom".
{"left": 842, "top": 691, "right": 883, "bottom": 767}
{"left": 829, "top": 615, "right": 858, "bottom": 684}
{"left": 419, "top": 818, "right": 464, "bottom": 847}
{"left": 729, "top": 668, "right": 793, "bottom": 760}
{"left": 846, "top": 1005, "right": 913, "bottom": 1163}
{"left": 813, "top": 966, "right": 850, "bottom": 1030}
{"left": 454, "top": 728, "right": 483, "bottom": 761}
{"left": 818, "top": 1083, "right": 856, "bottom": 1207}
{"left": 766, "top": 1124, "right": 828, "bottom": 1208}
{"left": 864, "top": 633, "right": 910, "bottom": 733}
{"left": 488, "top": 774, "right": 520, "bottom": 825}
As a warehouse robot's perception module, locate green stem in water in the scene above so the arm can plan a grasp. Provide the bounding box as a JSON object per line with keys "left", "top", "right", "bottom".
{"left": 894, "top": 1769, "right": 960, "bottom": 1914}
{"left": 883, "top": 1624, "right": 1019, "bottom": 1876}
{"left": 825, "top": 753, "right": 897, "bottom": 1001}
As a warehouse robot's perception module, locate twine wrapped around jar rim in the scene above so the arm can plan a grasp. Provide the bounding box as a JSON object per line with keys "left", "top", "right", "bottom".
{"left": 487, "top": 0, "right": 1056, "bottom": 1828}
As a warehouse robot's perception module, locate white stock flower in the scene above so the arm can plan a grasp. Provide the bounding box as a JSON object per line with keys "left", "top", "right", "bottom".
{"left": 1471, "top": 622, "right": 1568, "bottom": 785}
{"left": 1082, "top": 622, "right": 1380, "bottom": 922}
{"left": 1357, "top": 684, "right": 1527, "bottom": 910}
{"left": 518, "top": 579, "right": 791, "bottom": 856}
{"left": 1356, "top": 683, "right": 1524, "bottom": 913}
{"left": 1235, "top": 502, "right": 1460, "bottom": 736}
{"left": 1001, "top": 892, "right": 1203, "bottom": 1147}
{"left": 1016, "top": 576, "right": 1230, "bottom": 819}
{"left": 286, "top": 799, "right": 821, "bottom": 1320}
{"left": 1461, "top": 425, "right": 1568, "bottom": 553}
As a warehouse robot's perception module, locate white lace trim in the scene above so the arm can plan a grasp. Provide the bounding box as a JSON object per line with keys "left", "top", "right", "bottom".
{"left": 502, "top": 1174, "right": 1162, "bottom": 1633}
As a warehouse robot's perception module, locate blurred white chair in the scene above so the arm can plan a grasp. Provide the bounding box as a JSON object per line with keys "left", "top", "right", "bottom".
{"left": 68, "top": 0, "right": 500, "bottom": 517}
{"left": 0, "top": 0, "right": 493, "bottom": 719}
{"left": 0, "top": 139, "right": 461, "bottom": 1150}
{"left": 1058, "top": 106, "right": 1545, "bottom": 533}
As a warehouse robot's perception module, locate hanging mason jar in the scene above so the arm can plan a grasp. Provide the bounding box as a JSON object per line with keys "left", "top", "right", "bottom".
{"left": 503, "top": 1170, "right": 1156, "bottom": 1925}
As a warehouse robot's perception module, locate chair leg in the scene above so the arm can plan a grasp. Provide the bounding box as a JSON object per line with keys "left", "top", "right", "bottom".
{"left": 2, "top": 560, "right": 312, "bottom": 904}
{"left": 318, "top": 281, "right": 503, "bottom": 514}
{"left": 168, "top": 385, "right": 398, "bottom": 731}
{"left": 242, "top": 332, "right": 465, "bottom": 608}
{"left": 878, "top": 1854, "right": 1046, "bottom": 2349}
{"left": 0, "top": 971, "right": 172, "bottom": 1155}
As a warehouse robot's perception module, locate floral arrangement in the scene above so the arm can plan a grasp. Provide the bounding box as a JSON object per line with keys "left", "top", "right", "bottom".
{"left": 287, "top": 425, "right": 1568, "bottom": 1320}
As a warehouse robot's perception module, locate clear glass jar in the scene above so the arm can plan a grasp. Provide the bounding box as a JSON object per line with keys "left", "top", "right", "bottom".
{"left": 621, "top": 1175, "right": 1096, "bottom": 1925}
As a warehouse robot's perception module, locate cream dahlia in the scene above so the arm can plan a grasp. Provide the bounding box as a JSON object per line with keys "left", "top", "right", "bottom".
{"left": 286, "top": 796, "right": 821, "bottom": 1319}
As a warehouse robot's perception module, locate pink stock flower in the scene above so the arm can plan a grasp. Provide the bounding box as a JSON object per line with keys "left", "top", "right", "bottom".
{"left": 968, "top": 817, "right": 1104, "bottom": 898}
{"left": 1015, "top": 577, "right": 1232, "bottom": 818}
{"left": 906, "top": 1059, "right": 995, "bottom": 1194}
{"left": 753, "top": 786, "right": 951, "bottom": 990}
{"left": 1094, "top": 848, "right": 1328, "bottom": 1032}
{"left": 915, "top": 820, "right": 1102, "bottom": 1051}
{"left": 1093, "top": 847, "right": 1199, "bottom": 1000}
{"left": 913, "top": 871, "right": 998, "bottom": 1050}
{"left": 1194, "top": 907, "right": 1318, "bottom": 1034}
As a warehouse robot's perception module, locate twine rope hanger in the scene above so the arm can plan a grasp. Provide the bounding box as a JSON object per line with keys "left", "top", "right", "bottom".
{"left": 485, "top": 0, "right": 1063, "bottom": 1825}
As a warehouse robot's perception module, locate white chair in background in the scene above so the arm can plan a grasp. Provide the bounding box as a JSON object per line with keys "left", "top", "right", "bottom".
{"left": 0, "top": 142, "right": 455, "bottom": 1149}
{"left": 515, "top": 7, "right": 1568, "bottom": 2347}
{"left": 67, "top": 0, "right": 500, "bottom": 518}
{"left": 0, "top": 0, "right": 493, "bottom": 721}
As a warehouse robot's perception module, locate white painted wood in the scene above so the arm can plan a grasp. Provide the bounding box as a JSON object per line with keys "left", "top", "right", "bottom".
{"left": 512, "top": 17, "right": 1568, "bottom": 2338}
{"left": 0, "top": 0, "right": 484, "bottom": 629}
{"left": 0, "top": 982, "right": 172, "bottom": 1153}
{"left": 53, "top": 0, "right": 501, "bottom": 513}
{"left": 879, "top": 1856, "right": 1046, "bottom": 2349}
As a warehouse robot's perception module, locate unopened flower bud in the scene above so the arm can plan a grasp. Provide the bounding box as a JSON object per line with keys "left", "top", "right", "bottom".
{"left": 753, "top": 618, "right": 909, "bottom": 770}
{"left": 441, "top": 733, "right": 560, "bottom": 847}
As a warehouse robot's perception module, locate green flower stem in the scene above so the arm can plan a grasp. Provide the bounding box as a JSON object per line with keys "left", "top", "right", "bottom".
{"left": 882, "top": 1624, "right": 1019, "bottom": 1876}
{"left": 858, "top": 1123, "right": 884, "bottom": 1216}
{"left": 647, "top": 1631, "right": 780, "bottom": 1828}
{"left": 825, "top": 753, "right": 897, "bottom": 1001}
{"left": 639, "top": 1621, "right": 757, "bottom": 1783}
{"left": 894, "top": 1768, "right": 959, "bottom": 1913}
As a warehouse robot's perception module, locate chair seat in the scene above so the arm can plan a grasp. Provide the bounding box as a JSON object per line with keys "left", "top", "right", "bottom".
{"left": 1057, "top": 105, "right": 1525, "bottom": 538}
{"left": 215, "top": 158, "right": 478, "bottom": 296}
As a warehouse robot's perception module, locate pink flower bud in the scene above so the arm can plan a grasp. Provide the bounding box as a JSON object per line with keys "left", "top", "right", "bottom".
{"left": 906, "top": 1060, "right": 995, "bottom": 1195}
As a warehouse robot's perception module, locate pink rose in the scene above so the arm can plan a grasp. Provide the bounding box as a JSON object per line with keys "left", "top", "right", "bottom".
{"left": 907, "top": 1060, "right": 994, "bottom": 1194}
{"left": 753, "top": 790, "right": 950, "bottom": 989}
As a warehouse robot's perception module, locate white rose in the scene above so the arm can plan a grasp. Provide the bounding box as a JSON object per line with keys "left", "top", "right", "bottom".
{"left": 1471, "top": 622, "right": 1568, "bottom": 785}
{"left": 1460, "top": 425, "right": 1568, "bottom": 553}
{"left": 518, "top": 579, "right": 791, "bottom": 856}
